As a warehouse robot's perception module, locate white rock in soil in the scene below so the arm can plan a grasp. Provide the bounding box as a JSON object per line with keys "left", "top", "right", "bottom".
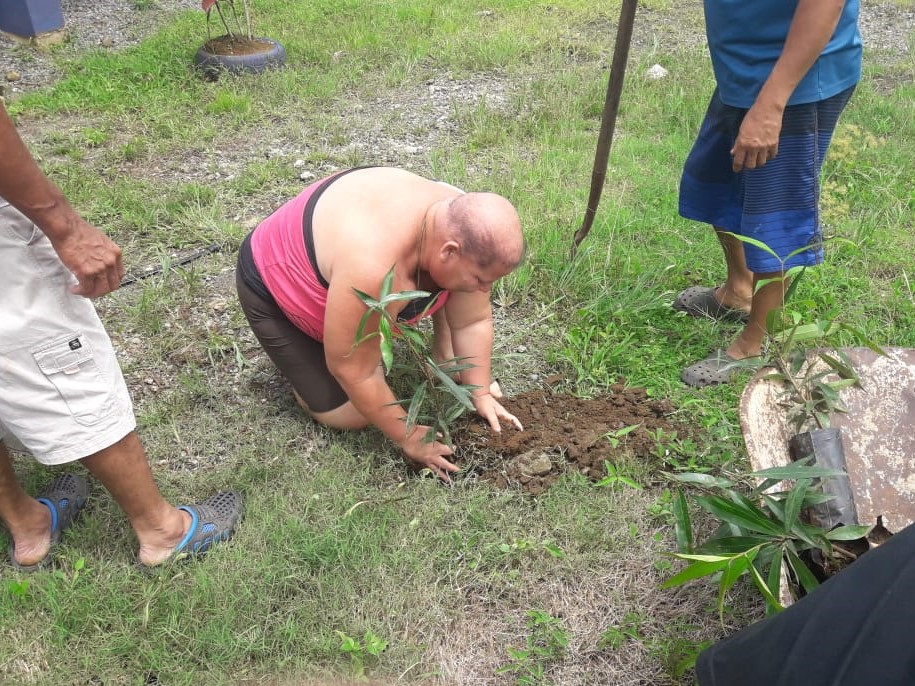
{"left": 647, "top": 64, "right": 669, "bottom": 80}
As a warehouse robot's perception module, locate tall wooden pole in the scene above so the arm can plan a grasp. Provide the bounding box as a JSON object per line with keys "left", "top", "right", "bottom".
{"left": 571, "top": 0, "right": 638, "bottom": 256}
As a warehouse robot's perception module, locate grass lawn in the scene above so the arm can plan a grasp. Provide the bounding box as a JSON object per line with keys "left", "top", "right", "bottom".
{"left": 2, "top": 0, "right": 914, "bottom": 684}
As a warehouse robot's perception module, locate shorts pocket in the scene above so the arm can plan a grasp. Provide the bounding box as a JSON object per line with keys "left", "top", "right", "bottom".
{"left": 0, "top": 202, "right": 40, "bottom": 244}
{"left": 31, "top": 333, "right": 114, "bottom": 427}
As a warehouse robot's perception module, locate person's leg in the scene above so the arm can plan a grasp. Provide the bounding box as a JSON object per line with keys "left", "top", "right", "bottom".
{"left": 78, "top": 431, "right": 190, "bottom": 566}
{"left": 714, "top": 228, "right": 754, "bottom": 312}
{"left": 0, "top": 442, "right": 53, "bottom": 567}
{"left": 678, "top": 91, "right": 752, "bottom": 320}
{"left": 725, "top": 270, "right": 788, "bottom": 360}
{"left": 724, "top": 87, "right": 855, "bottom": 361}
{"left": 237, "top": 268, "right": 368, "bottom": 430}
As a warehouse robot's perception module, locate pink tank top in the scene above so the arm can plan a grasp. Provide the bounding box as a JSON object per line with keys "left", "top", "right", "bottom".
{"left": 250, "top": 177, "right": 329, "bottom": 340}
{"left": 250, "top": 171, "right": 449, "bottom": 342}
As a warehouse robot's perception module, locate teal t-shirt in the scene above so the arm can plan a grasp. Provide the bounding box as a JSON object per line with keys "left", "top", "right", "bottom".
{"left": 703, "top": 0, "right": 862, "bottom": 108}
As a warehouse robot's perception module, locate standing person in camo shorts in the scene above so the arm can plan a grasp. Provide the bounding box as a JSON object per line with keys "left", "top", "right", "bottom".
{"left": 674, "top": 0, "right": 862, "bottom": 387}
{"left": 0, "top": 101, "right": 242, "bottom": 571}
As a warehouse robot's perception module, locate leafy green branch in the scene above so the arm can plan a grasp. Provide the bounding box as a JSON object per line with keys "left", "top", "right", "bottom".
{"left": 353, "top": 267, "right": 479, "bottom": 448}
{"left": 663, "top": 459, "right": 872, "bottom": 617}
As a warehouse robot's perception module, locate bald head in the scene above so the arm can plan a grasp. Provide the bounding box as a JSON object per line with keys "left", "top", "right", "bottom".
{"left": 442, "top": 192, "right": 525, "bottom": 270}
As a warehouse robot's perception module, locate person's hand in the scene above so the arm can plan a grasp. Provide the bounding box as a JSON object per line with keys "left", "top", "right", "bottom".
{"left": 49, "top": 219, "right": 124, "bottom": 298}
{"left": 731, "top": 100, "right": 783, "bottom": 173}
{"left": 400, "top": 425, "right": 459, "bottom": 483}
{"left": 472, "top": 393, "right": 523, "bottom": 433}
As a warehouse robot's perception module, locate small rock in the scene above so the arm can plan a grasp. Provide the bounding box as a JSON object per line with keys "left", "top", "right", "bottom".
{"left": 646, "top": 64, "right": 668, "bottom": 80}
{"left": 299, "top": 170, "right": 315, "bottom": 181}
{"left": 517, "top": 345, "right": 528, "bottom": 353}
{"left": 293, "top": 159, "right": 306, "bottom": 168}
{"left": 6, "top": 71, "right": 20, "bottom": 82}
{"left": 526, "top": 455, "right": 553, "bottom": 476}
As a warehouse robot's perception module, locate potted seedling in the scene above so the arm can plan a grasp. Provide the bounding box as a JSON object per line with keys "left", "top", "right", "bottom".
{"left": 756, "top": 267, "right": 872, "bottom": 530}
{"left": 195, "top": 0, "right": 286, "bottom": 78}
{"left": 727, "top": 234, "right": 880, "bottom": 529}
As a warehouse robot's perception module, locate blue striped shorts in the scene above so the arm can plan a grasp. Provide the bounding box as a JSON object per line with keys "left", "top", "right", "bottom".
{"left": 678, "top": 86, "right": 855, "bottom": 273}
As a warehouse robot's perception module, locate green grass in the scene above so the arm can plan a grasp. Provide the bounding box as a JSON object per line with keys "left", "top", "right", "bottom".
{"left": 2, "top": 0, "right": 915, "bottom": 684}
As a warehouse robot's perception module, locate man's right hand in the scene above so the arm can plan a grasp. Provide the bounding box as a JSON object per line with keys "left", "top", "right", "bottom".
{"left": 50, "top": 220, "right": 125, "bottom": 298}
{"left": 401, "top": 425, "right": 459, "bottom": 483}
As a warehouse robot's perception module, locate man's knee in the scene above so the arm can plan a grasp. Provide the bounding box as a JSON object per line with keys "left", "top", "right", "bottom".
{"left": 309, "top": 403, "right": 370, "bottom": 431}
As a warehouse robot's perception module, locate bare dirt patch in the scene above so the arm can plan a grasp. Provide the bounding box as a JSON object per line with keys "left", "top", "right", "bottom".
{"left": 455, "top": 385, "right": 683, "bottom": 495}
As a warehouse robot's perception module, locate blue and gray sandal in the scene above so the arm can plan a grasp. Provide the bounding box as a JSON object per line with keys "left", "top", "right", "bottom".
{"left": 163, "top": 490, "right": 244, "bottom": 563}
{"left": 10, "top": 473, "right": 90, "bottom": 572}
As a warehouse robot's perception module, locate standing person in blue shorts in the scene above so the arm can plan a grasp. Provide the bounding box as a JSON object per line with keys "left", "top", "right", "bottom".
{"left": 674, "top": 0, "right": 862, "bottom": 387}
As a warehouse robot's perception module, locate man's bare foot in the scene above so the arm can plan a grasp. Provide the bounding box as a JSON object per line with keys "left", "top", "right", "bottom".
{"left": 136, "top": 508, "right": 192, "bottom": 567}
{"left": 10, "top": 506, "right": 52, "bottom": 568}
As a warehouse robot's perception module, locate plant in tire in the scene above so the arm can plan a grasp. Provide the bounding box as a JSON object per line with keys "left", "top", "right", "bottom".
{"left": 201, "top": 0, "right": 254, "bottom": 41}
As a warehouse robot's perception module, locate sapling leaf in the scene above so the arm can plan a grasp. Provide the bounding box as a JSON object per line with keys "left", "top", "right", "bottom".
{"left": 785, "top": 547, "right": 820, "bottom": 594}
{"left": 825, "top": 524, "right": 873, "bottom": 541}
{"left": 695, "top": 495, "right": 783, "bottom": 536}
{"left": 783, "top": 479, "right": 810, "bottom": 531}
{"left": 818, "top": 352, "right": 858, "bottom": 380}
{"left": 429, "top": 363, "right": 476, "bottom": 411}
{"left": 751, "top": 461, "right": 847, "bottom": 481}
{"left": 378, "top": 316, "right": 394, "bottom": 373}
{"left": 352, "top": 287, "right": 381, "bottom": 309}
{"left": 747, "top": 550, "right": 783, "bottom": 611}
{"left": 380, "top": 266, "right": 395, "bottom": 298}
{"left": 672, "top": 489, "right": 693, "bottom": 553}
{"left": 783, "top": 264, "right": 807, "bottom": 283}
{"left": 756, "top": 275, "right": 788, "bottom": 291}
{"left": 723, "top": 231, "right": 780, "bottom": 259}
{"left": 661, "top": 557, "right": 731, "bottom": 589}
{"left": 760, "top": 494, "right": 786, "bottom": 525}
{"left": 444, "top": 401, "right": 468, "bottom": 423}
{"left": 696, "top": 535, "right": 773, "bottom": 555}
{"left": 668, "top": 472, "right": 734, "bottom": 489}
{"left": 718, "top": 554, "right": 751, "bottom": 618}
{"left": 765, "top": 551, "right": 784, "bottom": 612}
{"left": 399, "top": 326, "right": 427, "bottom": 348}
{"left": 379, "top": 290, "right": 430, "bottom": 304}
{"left": 789, "top": 521, "right": 830, "bottom": 551}
{"left": 405, "top": 381, "right": 427, "bottom": 432}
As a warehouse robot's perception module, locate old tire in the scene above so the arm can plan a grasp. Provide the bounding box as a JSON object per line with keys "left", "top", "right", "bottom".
{"left": 194, "top": 37, "right": 286, "bottom": 79}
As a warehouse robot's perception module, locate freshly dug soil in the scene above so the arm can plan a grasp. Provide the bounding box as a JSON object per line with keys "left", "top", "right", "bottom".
{"left": 453, "top": 384, "right": 685, "bottom": 495}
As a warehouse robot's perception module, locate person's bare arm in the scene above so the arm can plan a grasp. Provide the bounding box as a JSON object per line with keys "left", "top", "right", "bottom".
{"left": 0, "top": 102, "right": 123, "bottom": 297}
{"left": 445, "top": 290, "right": 522, "bottom": 433}
{"left": 323, "top": 260, "right": 459, "bottom": 481}
{"left": 731, "top": 0, "right": 846, "bottom": 172}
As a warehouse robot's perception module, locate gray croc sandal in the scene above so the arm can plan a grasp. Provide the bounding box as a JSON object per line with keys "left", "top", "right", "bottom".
{"left": 10, "top": 473, "right": 90, "bottom": 572}
{"left": 145, "top": 490, "right": 244, "bottom": 567}
{"left": 673, "top": 286, "right": 750, "bottom": 323}
{"left": 681, "top": 350, "right": 741, "bottom": 388}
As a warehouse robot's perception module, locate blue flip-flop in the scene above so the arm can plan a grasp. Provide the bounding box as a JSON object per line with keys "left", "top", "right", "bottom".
{"left": 142, "top": 490, "right": 244, "bottom": 568}
{"left": 9, "top": 473, "right": 90, "bottom": 572}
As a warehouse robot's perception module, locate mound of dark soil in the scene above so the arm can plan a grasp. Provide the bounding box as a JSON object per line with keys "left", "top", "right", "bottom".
{"left": 453, "top": 384, "right": 685, "bottom": 495}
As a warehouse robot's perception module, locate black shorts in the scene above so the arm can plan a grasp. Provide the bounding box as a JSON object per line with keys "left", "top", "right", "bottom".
{"left": 235, "top": 265, "right": 349, "bottom": 414}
